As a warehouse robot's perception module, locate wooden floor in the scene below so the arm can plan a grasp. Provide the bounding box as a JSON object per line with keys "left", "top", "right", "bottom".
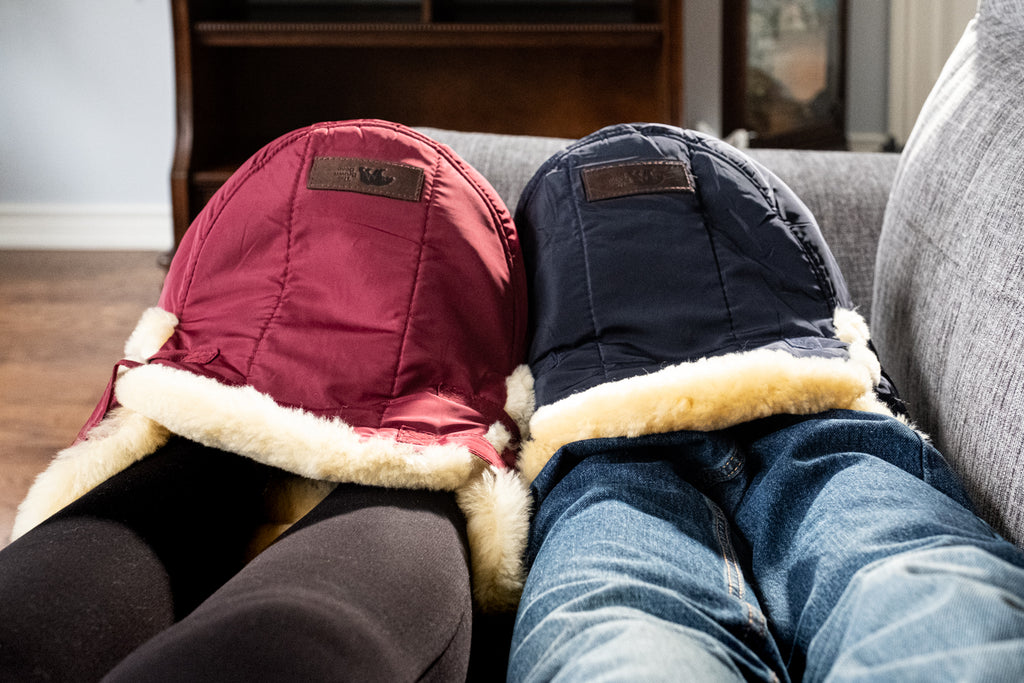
{"left": 0, "top": 250, "right": 167, "bottom": 548}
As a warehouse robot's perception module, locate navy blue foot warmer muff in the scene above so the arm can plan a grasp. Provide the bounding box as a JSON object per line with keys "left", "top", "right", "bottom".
{"left": 514, "top": 123, "right": 905, "bottom": 482}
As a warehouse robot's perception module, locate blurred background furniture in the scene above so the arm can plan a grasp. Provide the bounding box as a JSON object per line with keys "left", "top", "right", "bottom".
{"left": 170, "top": 0, "right": 683, "bottom": 245}
{"left": 722, "top": 0, "right": 848, "bottom": 149}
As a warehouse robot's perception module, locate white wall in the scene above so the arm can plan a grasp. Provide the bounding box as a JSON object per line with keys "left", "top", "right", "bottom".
{"left": 0, "top": 0, "right": 175, "bottom": 249}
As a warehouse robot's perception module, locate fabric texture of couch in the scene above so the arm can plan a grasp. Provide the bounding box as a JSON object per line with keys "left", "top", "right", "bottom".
{"left": 874, "top": 0, "right": 1024, "bottom": 547}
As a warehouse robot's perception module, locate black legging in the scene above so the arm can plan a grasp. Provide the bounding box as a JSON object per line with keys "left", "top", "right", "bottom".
{"left": 0, "top": 437, "right": 474, "bottom": 681}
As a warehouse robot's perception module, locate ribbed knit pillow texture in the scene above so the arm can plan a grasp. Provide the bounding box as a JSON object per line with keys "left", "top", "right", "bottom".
{"left": 873, "top": 0, "right": 1024, "bottom": 545}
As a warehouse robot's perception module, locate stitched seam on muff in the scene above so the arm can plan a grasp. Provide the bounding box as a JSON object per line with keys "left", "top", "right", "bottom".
{"left": 789, "top": 222, "right": 839, "bottom": 312}
{"left": 569, "top": 159, "right": 611, "bottom": 383}
{"left": 513, "top": 123, "right": 623, "bottom": 234}
{"left": 179, "top": 128, "right": 310, "bottom": 313}
{"left": 692, "top": 133, "right": 840, "bottom": 313}
{"left": 387, "top": 152, "right": 442, "bottom": 416}
{"left": 692, "top": 135, "right": 777, "bottom": 209}
{"left": 425, "top": 133, "right": 526, "bottom": 367}
{"left": 598, "top": 127, "right": 744, "bottom": 348}
{"left": 244, "top": 131, "right": 312, "bottom": 378}
{"left": 697, "top": 196, "right": 741, "bottom": 349}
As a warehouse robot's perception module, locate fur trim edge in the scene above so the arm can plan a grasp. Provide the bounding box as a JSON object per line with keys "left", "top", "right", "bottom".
{"left": 456, "top": 463, "right": 531, "bottom": 611}
{"left": 519, "top": 308, "right": 894, "bottom": 483}
{"left": 115, "top": 363, "right": 480, "bottom": 490}
{"left": 11, "top": 408, "right": 170, "bottom": 540}
{"left": 123, "top": 307, "right": 178, "bottom": 362}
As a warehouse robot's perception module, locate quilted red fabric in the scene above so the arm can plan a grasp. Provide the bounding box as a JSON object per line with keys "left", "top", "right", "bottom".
{"left": 151, "top": 120, "right": 526, "bottom": 467}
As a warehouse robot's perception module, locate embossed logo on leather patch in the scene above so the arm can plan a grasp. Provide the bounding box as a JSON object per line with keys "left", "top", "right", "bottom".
{"left": 307, "top": 157, "right": 424, "bottom": 201}
{"left": 581, "top": 160, "right": 695, "bottom": 202}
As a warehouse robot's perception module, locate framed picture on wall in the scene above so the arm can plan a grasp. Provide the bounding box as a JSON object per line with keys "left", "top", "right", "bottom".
{"left": 722, "top": 0, "right": 847, "bottom": 148}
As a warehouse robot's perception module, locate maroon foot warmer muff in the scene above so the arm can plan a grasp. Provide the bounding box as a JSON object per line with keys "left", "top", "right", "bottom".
{"left": 13, "top": 120, "right": 533, "bottom": 610}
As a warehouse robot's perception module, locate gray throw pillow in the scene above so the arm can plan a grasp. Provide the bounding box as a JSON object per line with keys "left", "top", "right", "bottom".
{"left": 873, "top": 0, "right": 1024, "bottom": 546}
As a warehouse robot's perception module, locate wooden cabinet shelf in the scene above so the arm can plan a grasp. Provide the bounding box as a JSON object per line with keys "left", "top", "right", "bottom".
{"left": 193, "top": 21, "right": 665, "bottom": 48}
{"left": 171, "top": 0, "right": 683, "bottom": 246}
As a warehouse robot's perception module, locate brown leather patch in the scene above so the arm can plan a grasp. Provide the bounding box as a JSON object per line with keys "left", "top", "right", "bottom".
{"left": 581, "top": 160, "right": 695, "bottom": 201}
{"left": 307, "top": 157, "right": 424, "bottom": 201}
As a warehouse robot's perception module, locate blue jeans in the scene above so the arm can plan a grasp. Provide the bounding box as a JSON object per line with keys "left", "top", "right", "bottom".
{"left": 508, "top": 411, "right": 1024, "bottom": 682}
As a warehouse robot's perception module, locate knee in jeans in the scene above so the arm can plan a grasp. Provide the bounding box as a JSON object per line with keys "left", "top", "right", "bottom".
{"left": 516, "top": 606, "right": 745, "bottom": 682}
{"left": 849, "top": 544, "right": 1024, "bottom": 609}
{"left": 578, "top": 607, "right": 731, "bottom": 652}
{"left": 809, "top": 544, "right": 1024, "bottom": 682}
{"left": 865, "top": 544, "right": 1012, "bottom": 576}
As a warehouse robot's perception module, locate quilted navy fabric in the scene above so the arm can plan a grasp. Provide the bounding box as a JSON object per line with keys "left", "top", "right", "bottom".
{"left": 515, "top": 123, "right": 858, "bottom": 410}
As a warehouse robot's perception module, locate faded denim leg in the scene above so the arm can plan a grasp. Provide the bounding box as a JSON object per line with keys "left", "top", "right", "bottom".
{"left": 508, "top": 434, "right": 786, "bottom": 683}
{"left": 729, "top": 410, "right": 1024, "bottom": 682}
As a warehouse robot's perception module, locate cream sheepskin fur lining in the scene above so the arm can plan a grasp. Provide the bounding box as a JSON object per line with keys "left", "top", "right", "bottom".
{"left": 11, "top": 306, "right": 531, "bottom": 611}
{"left": 116, "top": 363, "right": 530, "bottom": 610}
{"left": 519, "top": 308, "right": 895, "bottom": 483}
{"left": 11, "top": 408, "right": 170, "bottom": 540}
{"left": 503, "top": 364, "right": 537, "bottom": 440}
{"left": 456, "top": 464, "right": 531, "bottom": 610}
{"left": 12, "top": 306, "right": 180, "bottom": 539}
{"left": 123, "top": 307, "right": 178, "bottom": 362}
{"left": 116, "top": 364, "right": 482, "bottom": 490}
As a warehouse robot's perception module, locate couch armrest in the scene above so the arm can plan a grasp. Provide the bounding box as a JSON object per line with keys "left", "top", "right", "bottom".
{"left": 419, "top": 128, "right": 898, "bottom": 320}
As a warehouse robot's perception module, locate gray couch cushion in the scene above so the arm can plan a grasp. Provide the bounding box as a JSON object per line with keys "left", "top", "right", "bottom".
{"left": 873, "top": 0, "right": 1024, "bottom": 545}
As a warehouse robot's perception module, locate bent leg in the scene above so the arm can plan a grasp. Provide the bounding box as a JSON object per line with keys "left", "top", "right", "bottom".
{"left": 510, "top": 437, "right": 785, "bottom": 683}
{"left": 103, "top": 483, "right": 474, "bottom": 683}
{"left": 811, "top": 544, "right": 1024, "bottom": 682}
{"left": 731, "top": 411, "right": 1024, "bottom": 680}
{"left": 0, "top": 437, "right": 271, "bottom": 681}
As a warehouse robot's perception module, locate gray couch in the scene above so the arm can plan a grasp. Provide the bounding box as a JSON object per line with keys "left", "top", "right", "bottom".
{"left": 419, "top": 0, "right": 1024, "bottom": 556}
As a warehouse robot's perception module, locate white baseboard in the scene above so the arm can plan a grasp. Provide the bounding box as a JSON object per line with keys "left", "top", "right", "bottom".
{"left": 0, "top": 204, "right": 174, "bottom": 251}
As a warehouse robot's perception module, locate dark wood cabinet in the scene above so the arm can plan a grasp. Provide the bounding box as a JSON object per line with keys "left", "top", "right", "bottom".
{"left": 170, "top": 0, "right": 684, "bottom": 245}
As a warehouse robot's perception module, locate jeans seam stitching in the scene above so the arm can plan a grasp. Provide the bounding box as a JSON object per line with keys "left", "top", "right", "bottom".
{"left": 703, "top": 449, "right": 745, "bottom": 486}
{"left": 709, "top": 499, "right": 744, "bottom": 601}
